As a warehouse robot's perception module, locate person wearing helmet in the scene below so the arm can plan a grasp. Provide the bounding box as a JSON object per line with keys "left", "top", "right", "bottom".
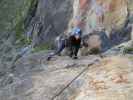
{"left": 46, "top": 27, "right": 82, "bottom": 61}
{"left": 68, "top": 27, "right": 82, "bottom": 59}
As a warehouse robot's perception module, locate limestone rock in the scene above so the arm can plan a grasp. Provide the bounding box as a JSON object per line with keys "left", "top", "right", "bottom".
{"left": 26, "top": 0, "right": 73, "bottom": 46}
{"left": 0, "top": 48, "right": 132, "bottom": 100}
{"left": 72, "top": 0, "right": 128, "bottom": 34}
{"left": 0, "top": 0, "right": 36, "bottom": 87}
{"left": 73, "top": 56, "right": 133, "bottom": 100}
{"left": 0, "top": 53, "right": 100, "bottom": 100}
{"left": 0, "top": 1, "right": 133, "bottom": 100}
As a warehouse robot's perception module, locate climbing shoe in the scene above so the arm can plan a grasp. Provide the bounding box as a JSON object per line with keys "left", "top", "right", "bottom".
{"left": 73, "top": 56, "right": 78, "bottom": 59}
{"left": 46, "top": 56, "right": 52, "bottom": 61}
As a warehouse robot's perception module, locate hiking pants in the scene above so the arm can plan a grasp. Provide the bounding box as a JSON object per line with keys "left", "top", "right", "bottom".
{"left": 69, "top": 45, "right": 80, "bottom": 57}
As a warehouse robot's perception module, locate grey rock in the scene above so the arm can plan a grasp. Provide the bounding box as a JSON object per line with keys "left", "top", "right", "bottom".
{"left": 26, "top": 0, "right": 74, "bottom": 46}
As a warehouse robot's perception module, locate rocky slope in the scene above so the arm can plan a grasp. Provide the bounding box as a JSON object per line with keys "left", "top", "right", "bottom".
{"left": 0, "top": 54, "right": 132, "bottom": 100}
{"left": 73, "top": 56, "right": 133, "bottom": 100}
{"left": 0, "top": 0, "right": 133, "bottom": 100}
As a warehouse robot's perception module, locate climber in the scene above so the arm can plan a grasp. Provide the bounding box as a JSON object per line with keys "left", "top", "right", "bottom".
{"left": 68, "top": 27, "right": 82, "bottom": 59}
{"left": 46, "top": 27, "right": 82, "bottom": 61}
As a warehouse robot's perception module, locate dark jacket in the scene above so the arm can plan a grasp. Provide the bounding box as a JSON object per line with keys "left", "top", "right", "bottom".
{"left": 47, "top": 35, "right": 81, "bottom": 61}
{"left": 68, "top": 35, "right": 81, "bottom": 47}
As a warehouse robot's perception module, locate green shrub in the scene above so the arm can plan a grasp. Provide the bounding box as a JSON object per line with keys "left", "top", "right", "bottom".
{"left": 15, "top": 0, "right": 38, "bottom": 46}
{"left": 32, "top": 43, "right": 50, "bottom": 53}
{"left": 123, "top": 47, "right": 133, "bottom": 54}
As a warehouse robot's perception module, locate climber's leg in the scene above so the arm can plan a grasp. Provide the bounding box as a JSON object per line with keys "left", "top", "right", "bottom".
{"left": 73, "top": 45, "right": 80, "bottom": 59}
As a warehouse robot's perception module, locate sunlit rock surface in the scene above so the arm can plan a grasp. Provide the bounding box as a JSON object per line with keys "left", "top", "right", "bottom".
{"left": 0, "top": 54, "right": 100, "bottom": 100}
{"left": 72, "top": 0, "right": 128, "bottom": 34}
{"left": 26, "top": 0, "right": 132, "bottom": 48}
{"left": 73, "top": 56, "right": 133, "bottom": 100}
{"left": 0, "top": 54, "right": 133, "bottom": 100}
{"left": 0, "top": 0, "right": 133, "bottom": 100}
{"left": 71, "top": 0, "right": 132, "bottom": 52}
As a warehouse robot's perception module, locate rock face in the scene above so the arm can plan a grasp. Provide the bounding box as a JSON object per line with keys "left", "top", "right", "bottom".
{"left": 1, "top": 0, "right": 132, "bottom": 53}
{"left": 70, "top": 0, "right": 133, "bottom": 53}
{"left": 23, "top": 0, "right": 133, "bottom": 52}
{"left": 0, "top": 0, "right": 133, "bottom": 99}
{"left": 0, "top": 0, "right": 73, "bottom": 78}
{"left": 72, "top": 0, "right": 127, "bottom": 33}
{"left": 26, "top": 0, "right": 73, "bottom": 47}
{"left": 25, "top": 0, "right": 132, "bottom": 50}
{"left": 74, "top": 56, "right": 133, "bottom": 100}
{"left": 128, "top": 0, "right": 133, "bottom": 24}
{"left": 0, "top": 53, "right": 133, "bottom": 100}
{"left": 0, "top": 0, "right": 35, "bottom": 83}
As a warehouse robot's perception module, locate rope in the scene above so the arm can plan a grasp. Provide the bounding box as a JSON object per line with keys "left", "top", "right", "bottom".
{"left": 51, "top": 60, "right": 97, "bottom": 100}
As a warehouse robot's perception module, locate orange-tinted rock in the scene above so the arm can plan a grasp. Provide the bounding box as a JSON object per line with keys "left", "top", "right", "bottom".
{"left": 104, "top": 0, "right": 127, "bottom": 33}
{"left": 74, "top": 56, "right": 133, "bottom": 100}
{"left": 88, "top": 34, "right": 101, "bottom": 49}
{"left": 72, "top": 0, "right": 128, "bottom": 35}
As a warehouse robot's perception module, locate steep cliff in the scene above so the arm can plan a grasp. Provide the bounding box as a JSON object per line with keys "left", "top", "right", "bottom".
{"left": 25, "top": 0, "right": 133, "bottom": 51}
{"left": 25, "top": 0, "right": 73, "bottom": 47}
{"left": 0, "top": 0, "right": 133, "bottom": 100}
{"left": 0, "top": 0, "right": 133, "bottom": 86}
{"left": 0, "top": 0, "right": 37, "bottom": 87}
